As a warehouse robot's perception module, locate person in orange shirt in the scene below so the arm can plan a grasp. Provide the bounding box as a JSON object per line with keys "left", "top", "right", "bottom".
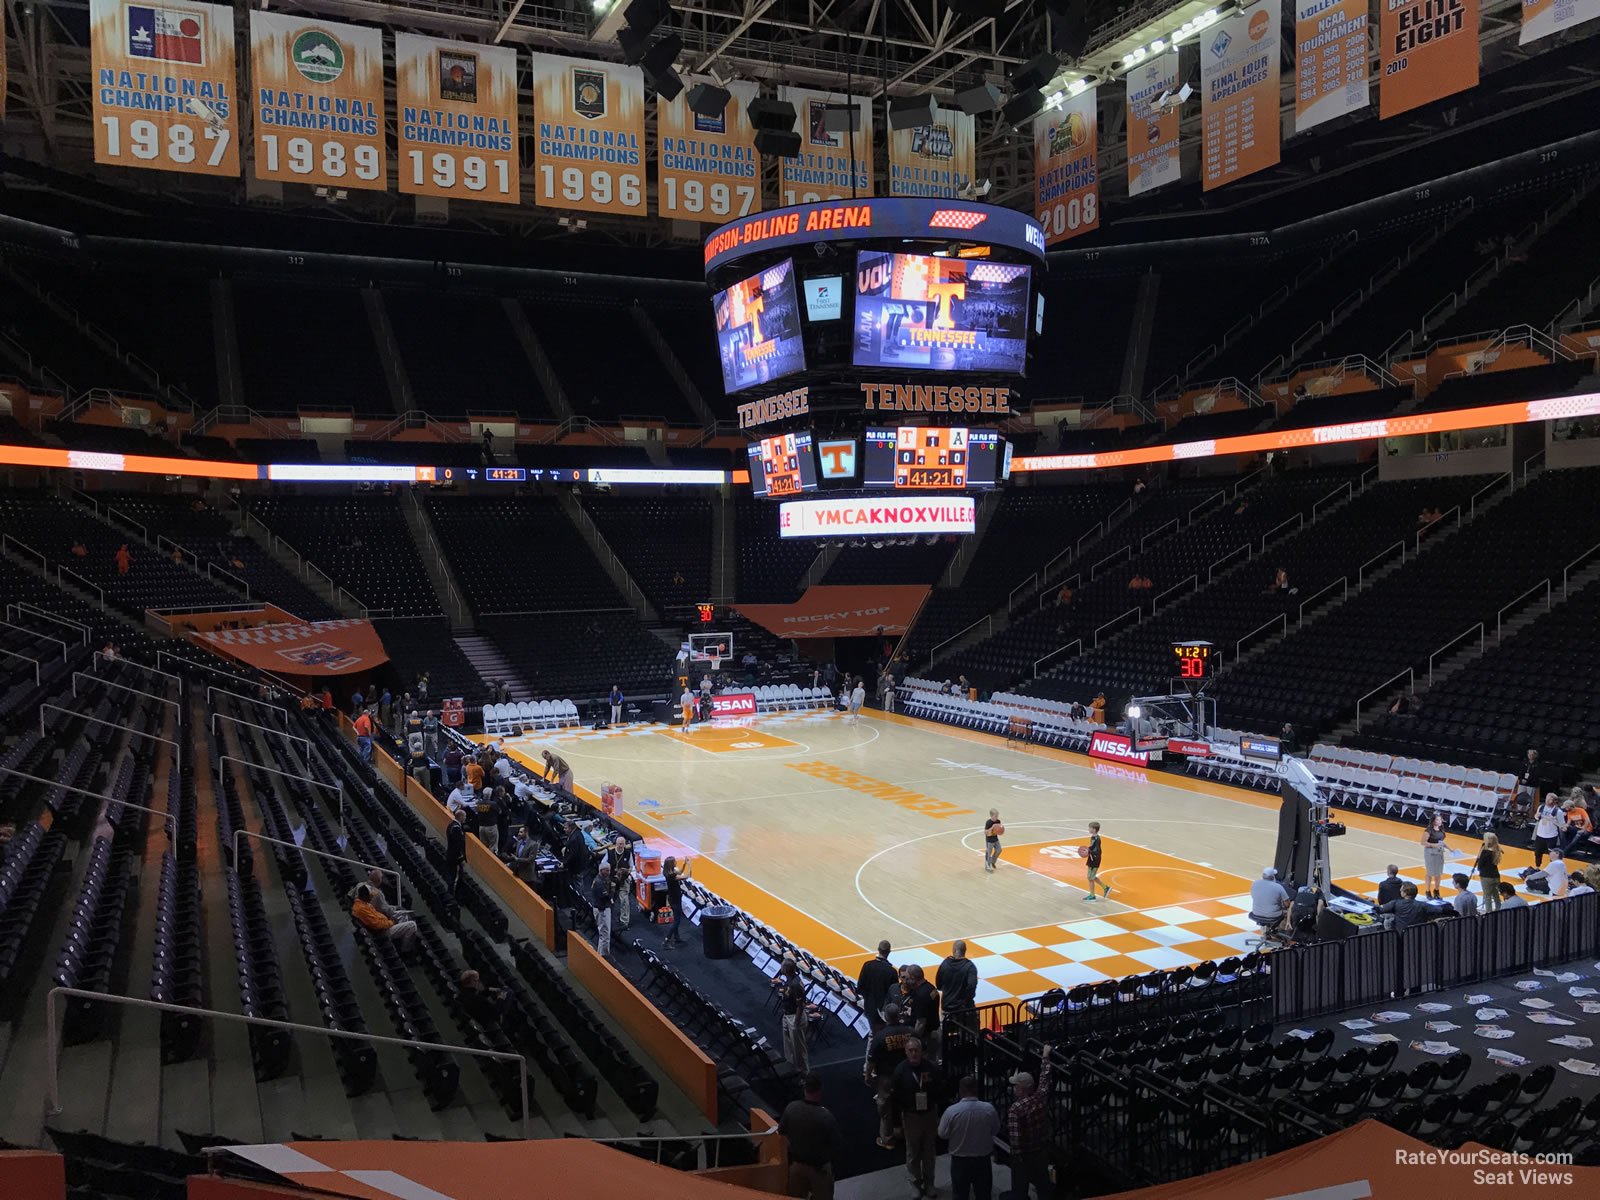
{"left": 114, "top": 544, "right": 132, "bottom": 575}
{"left": 464, "top": 758, "right": 485, "bottom": 792}
{"left": 1090, "top": 693, "right": 1107, "bottom": 726}
{"left": 353, "top": 708, "right": 374, "bottom": 764}
{"left": 321, "top": 689, "right": 334, "bottom": 711}
{"left": 351, "top": 885, "right": 418, "bottom": 953}
{"left": 71, "top": 542, "right": 88, "bottom": 558}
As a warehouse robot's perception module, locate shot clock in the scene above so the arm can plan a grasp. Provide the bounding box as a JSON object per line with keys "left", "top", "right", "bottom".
{"left": 1172, "top": 640, "right": 1213, "bottom": 688}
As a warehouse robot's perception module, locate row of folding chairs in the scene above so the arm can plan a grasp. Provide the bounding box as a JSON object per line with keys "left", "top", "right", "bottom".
{"left": 753, "top": 685, "right": 831, "bottom": 711}
{"left": 483, "top": 699, "right": 579, "bottom": 734}
{"left": 1310, "top": 743, "right": 1514, "bottom": 794}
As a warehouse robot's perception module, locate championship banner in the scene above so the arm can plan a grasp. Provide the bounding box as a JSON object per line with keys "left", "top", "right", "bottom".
{"left": 1032, "top": 88, "right": 1099, "bottom": 245}
{"left": 1380, "top": 0, "right": 1479, "bottom": 119}
{"left": 90, "top": 0, "right": 239, "bottom": 176}
{"left": 731, "top": 584, "right": 930, "bottom": 638}
{"left": 657, "top": 77, "right": 760, "bottom": 221}
{"left": 1521, "top": 0, "right": 1599, "bottom": 43}
{"left": 777, "top": 86, "right": 873, "bottom": 206}
{"left": 394, "top": 32, "right": 519, "bottom": 204}
{"left": 1126, "top": 54, "right": 1180, "bottom": 198}
{"left": 530, "top": 51, "right": 646, "bottom": 218}
{"left": 194, "top": 618, "right": 389, "bottom": 677}
{"left": 248, "top": 12, "right": 386, "bottom": 190}
{"left": 887, "top": 100, "right": 973, "bottom": 198}
{"left": 1294, "top": 0, "right": 1369, "bottom": 132}
{"left": 1200, "top": 2, "right": 1281, "bottom": 191}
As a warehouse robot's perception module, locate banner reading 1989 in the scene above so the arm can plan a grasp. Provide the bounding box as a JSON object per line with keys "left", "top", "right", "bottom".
{"left": 531, "top": 51, "right": 646, "bottom": 217}
{"left": 657, "top": 77, "right": 760, "bottom": 221}
{"left": 1033, "top": 88, "right": 1099, "bottom": 245}
{"left": 249, "top": 12, "right": 386, "bottom": 190}
{"left": 778, "top": 86, "right": 874, "bottom": 205}
{"left": 91, "top": 0, "right": 239, "bottom": 176}
{"left": 394, "top": 32, "right": 519, "bottom": 204}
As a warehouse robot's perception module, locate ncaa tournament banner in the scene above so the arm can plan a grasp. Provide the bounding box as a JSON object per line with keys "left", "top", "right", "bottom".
{"left": 1294, "top": 0, "right": 1369, "bottom": 132}
{"left": 1200, "top": 2, "right": 1281, "bottom": 191}
{"left": 778, "top": 85, "right": 873, "bottom": 206}
{"left": 1033, "top": 88, "right": 1099, "bottom": 244}
{"left": 394, "top": 32, "right": 519, "bottom": 204}
{"left": 248, "top": 12, "right": 387, "bottom": 190}
{"left": 657, "top": 77, "right": 760, "bottom": 221}
{"left": 531, "top": 51, "right": 646, "bottom": 218}
{"left": 1380, "top": 0, "right": 1479, "bottom": 118}
{"left": 887, "top": 101, "right": 974, "bottom": 198}
{"left": 1521, "top": 0, "right": 1598, "bottom": 43}
{"left": 1126, "top": 53, "right": 1180, "bottom": 198}
{"left": 90, "top": 0, "right": 239, "bottom": 176}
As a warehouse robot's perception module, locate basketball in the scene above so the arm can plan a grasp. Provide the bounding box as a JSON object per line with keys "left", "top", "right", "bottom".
{"left": 1076, "top": 845, "right": 1088, "bottom": 857}
{"left": 990, "top": 822, "right": 1005, "bottom": 838}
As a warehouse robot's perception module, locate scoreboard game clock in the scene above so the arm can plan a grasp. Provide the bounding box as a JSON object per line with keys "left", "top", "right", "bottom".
{"left": 1172, "top": 640, "right": 1213, "bottom": 685}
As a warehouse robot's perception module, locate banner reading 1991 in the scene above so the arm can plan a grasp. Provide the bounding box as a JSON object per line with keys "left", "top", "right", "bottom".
{"left": 778, "top": 86, "right": 874, "bottom": 206}
{"left": 249, "top": 12, "right": 387, "bottom": 190}
{"left": 1033, "top": 89, "right": 1099, "bottom": 244}
{"left": 1294, "top": 0, "right": 1369, "bottom": 132}
{"left": 531, "top": 51, "right": 646, "bottom": 217}
{"left": 657, "top": 77, "right": 760, "bottom": 221}
{"left": 394, "top": 32, "right": 519, "bottom": 204}
{"left": 91, "top": 0, "right": 239, "bottom": 176}
{"left": 1380, "top": 0, "right": 1479, "bottom": 119}
{"left": 1200, "top": 2, "right": 1281, "bottom": 191}
{"left": 887, "top": 101, "right": 973, "bottom": 198}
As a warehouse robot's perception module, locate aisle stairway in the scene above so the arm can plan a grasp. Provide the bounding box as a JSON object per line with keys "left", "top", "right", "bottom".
{"left": 452, "top": 633, "right": 535, "bottom": 703}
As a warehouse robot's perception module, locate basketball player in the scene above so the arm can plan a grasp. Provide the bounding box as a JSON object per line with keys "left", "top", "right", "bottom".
{"left": 1081, "top": 821, "right": 1111, "bottom": 901}
{"left": 680, "top": 685, "right": 697, "bottom": 732}
{"left": 848, "top": 678, "right": 866, "bottom": 723}
{"left": 983, "top": 810, "right": 1003, "bottom": 872}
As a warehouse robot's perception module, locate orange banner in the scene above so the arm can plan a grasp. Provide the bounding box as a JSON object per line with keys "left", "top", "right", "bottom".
{"left": 194, "top": 618, "right": 390, "bottom": 676}
{"left": 1294, "top": 0, "right": 1369, "bottom": 131}
{"left": 657, "top": 78, "right": 761, "bottom": 221}
{"left": 732, "top": 584, "right": 929, "bottom": 639}
{"left": 777, "top": 85, "right": 873, "bottom": 206}
{"left": 1033, "top": 88, "right": 1099, "bottom": 244}
{"left": 394, "top": 32, "right": 519, "bottom": 203}
{"left": 1200, "top": 2, "right": 1281, "bottom": 191}
{"left": 1381, "top": 0, "right": 1479, "bottom": 119}
{"left": 530, "top": 50, "right": 646, "bottom": 218}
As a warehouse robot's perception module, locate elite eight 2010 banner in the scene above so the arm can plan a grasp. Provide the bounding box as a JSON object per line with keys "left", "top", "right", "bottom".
{"left": 1126, "top": 54, "right": 1180, "bottom": 198}
{"left": 1294, "top": 0, "right": 1369, "bottom": 132}
{"left": 249, "top": 12, "right": 386, "bottom": 190}
{"left": 530, "top": 51, "right": 646, "bottom": 218}
{"left": 394, "top": 32, "right": 519, "bottom": 204}
{"left": 90, "top": 0, "right": 239, "bottom": 176}
{"left": 1200, "top": 2, "right": 1281, "bottom": 191}
{"left": 1032, "top": 89, "right": 1099, "bottom": 244}
{"left": 887, "top": 101, "right": 973, "bottom": 198}
{"left": 1380, "top": 0, "right": 1479, "bottom": 119}
{"left": 657, "top": 77, "right": 760, "bottom": 221}
{"left": 778, "top": 86, "right": 873, "bottom": 207}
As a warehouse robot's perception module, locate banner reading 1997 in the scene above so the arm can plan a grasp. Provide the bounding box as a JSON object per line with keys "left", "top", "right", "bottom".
{"left": 1380, "top": 0, "right": 1479, "bottom": 119}
{"left": 531, "top": 51, "right": 646, "bottom": 218}
{"left": 91, "top": 0, "right": 239, "bottom": 176}
{"left": 778, "top": 86, "right": 873, "bottom": 206}
{"left": 394, "top": 32, "right": 519, "bottom": 204}
{"left": 657, "top": 77, "right": 760, "bottom": 221}
{"left": 1033, "top": 88, "right": 1099, "bottom": 244}
{"left": 1200, "top": 2, "right": 1281, "bottom": 191}
{"left": 1294, "top": 0, "right": 1369, "bottom": 132}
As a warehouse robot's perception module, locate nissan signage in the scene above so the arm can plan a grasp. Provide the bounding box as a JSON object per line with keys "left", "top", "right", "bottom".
{"left": 1089, "top": 730, "right": 1150, "bottom": 767}
{"left": 778, "top": 496, "right": 975, "bottom": 539}
{"left": 711, "top": 692, "right": 757, "bottom": 717}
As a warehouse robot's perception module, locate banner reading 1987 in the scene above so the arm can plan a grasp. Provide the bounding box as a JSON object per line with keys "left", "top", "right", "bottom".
{"left": 91, "top": 0, "right": 239, "bottom": 176}
{"left": 778, "top": 86, "right": 874, "bottom": 205}
{"left": 1380, "top": 0, "right": 1479, "bottom": 119}
{"left": 657, "top": 77, "right": 760, "bottom": 221}
{"left": 394, "top": 32, "right": 519, "bottom": 204}
{"left": 1033, "top": 88, "right": 1099, "bottom": 244}
{"left": 531, "top": 51, "right": 646, "bottom": 218}
{"left": 1200, "top": 2, "right": 1281, "bottom": 191}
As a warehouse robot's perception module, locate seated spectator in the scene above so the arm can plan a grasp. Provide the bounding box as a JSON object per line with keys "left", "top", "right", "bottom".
{"left": 1568, "top": 870, "right": 1596, "bottom": 897}
{"left": 1559, "top": 796, "right": 1592, "bottom": 855}
{"left": 1450, "top": 873, "right": 1478, "bottom": 917}
{"left": 1056, "top": 584, "right": 1073, "bottom": 607}
{"left": 352, "top": 885, "right": 418, "bottom": 953}
{"left": 1528, "top": 849, "right": 1570, "bottom": 898}
{"left": 346, "top": 868, "right": 398, "bottom": 919}
{"left": 71, "top": 541, "right": 87, "bottom": 557}
{"left": 458, "top": 969, "right": 515, "bottom": 1027}
{"left": 1090, "top": 693, "right": 1106, "bottom": 725}
{"left": 1379, "top": 881, "right": 1424, "bottom": 929}
{"left": 1498, "top": 881, "right": 1527, "bottom": 909}
{"left": 1249, "top": 867, "right": 1291, "bottom": 932}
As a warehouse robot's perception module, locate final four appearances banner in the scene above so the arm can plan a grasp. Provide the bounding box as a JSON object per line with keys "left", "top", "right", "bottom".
{"left": 394, "top": 32, "right": 519, "bottom": 204}
{"left": 778, "top": 86, "right": 873, "bottom": 206}
{"left": 249, "top": 12, "right": 386, "bottom": 190}
{"left": 1033, "top": 90, "right": 1099, "bottom": 245}
{"left": 1200, "top": 2, "right": 1281, "bottom": 191}
{"left": 1520, "top": 0, "right": 1597, "bottom": 43}
{"left": 531, "top": 51, "right": 646, "bottom": 218}
{"left": 887, "top": 101, "right": 973, "bottom": 198}
{"left": 1380, "top": 0, "right": 1479, "bottom": 119}
{"left": 91, "top": 0, "right": 240, "bottom": 176}
{"left": 1294, "top": 0, "right": 1369, "bottom": 131}
{"left": 1126, "top": 54, "right": 1180, "bottom": 198}
{"left": 657, "top": 77, "right": 760, "bottom": 221}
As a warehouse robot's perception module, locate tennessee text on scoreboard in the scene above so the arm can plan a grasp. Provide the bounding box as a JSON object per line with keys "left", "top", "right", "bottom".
{"left": 887, "top": 101, "right": 973, "bottom": 199}
{"left": 248, "top": 12, "right": 386, "bottom": 190}
{"left": 91, "top": 0, "right": 239, "bottom": 177}
{"left": 1200, "top": 2, "right": 1281, "bottom": 191}
{"left": 778, "top": 86, "right": 874, "bottom": 206}
{"left": 657, "top": 78, "right": 760, "bottom": 221}
{"left": 531, "top": 51, "right": 646, "bottom": 218}
{"left": 393, "top": 32, "right": 519, "bottom": 204}
{"left": 1126, "top": 54, "right": 1180, "bottom": 198}
{"left": 1380, "top": 0, "right": 1479, "bottom": 119}
{"left": 1521, "top": 0, "right": 1599, "bottom": 43}
{"left": 1294, "top": 0, "right": 1369, "bottom": 132}
{"left": 1033, "top": 89, "right": 1099, "bottom": 245}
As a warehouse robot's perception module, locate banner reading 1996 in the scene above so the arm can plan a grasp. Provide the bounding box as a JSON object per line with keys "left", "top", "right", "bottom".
{"left": 778, "top": 86, "right": 873, "bottom": 205}
{"left": 394, "top": 32, "right": 519, "bottom": 204}
{"left": 249, "top": 12, "right": 386, "bottom": 190}
{"left": 91, "top": 0, "right": 239, "bottom": 176}
{"left": 887, "top": 101, "right": 973, "bottom": 198}
{"left": 1200, "top": 2, "right": 1281, "bottom": 191}
{"left": 1520, "top": 0, "right": 1599, "bottom": 43}
{"left": 531, "top": 51, "right": 646, "bottom": 218}
{"left": 1294, "top": 0, "right": 1369, "bottom": 132}
{"left": 1126, "top": 53, "right": 1180, "bottom": 198}
{"left": 657, "top": 77, "right": 760, "bottom": 221}
{"left": 1380, "top": 0, "right": 1479, "bottom": 119}
{"left": 1033, "top": 89, "right": 1099, "bottom": 244}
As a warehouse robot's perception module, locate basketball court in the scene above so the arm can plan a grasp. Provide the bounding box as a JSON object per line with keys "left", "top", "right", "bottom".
{"left": 482, "top": 708, "right": 1542, "bottom": 1008}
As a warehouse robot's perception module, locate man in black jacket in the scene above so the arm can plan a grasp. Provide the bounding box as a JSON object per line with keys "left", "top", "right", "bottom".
{"left": 445, "top": 807, "right": 467, "bottom": 896}
{"left": 891, "top": 1036, "right": 942, "bottom": 1198}
{"left": 863, "top": 1000, "right": 914, "bottom": 1149}
{"left": 935, "top": 939, "right": 979, "bottom": 1035}
{"left": 856, "top": 940, "right": 897, "bottom": 1031}
{"left": 1375, "top": 864, "right": 1404, "bottom": 906}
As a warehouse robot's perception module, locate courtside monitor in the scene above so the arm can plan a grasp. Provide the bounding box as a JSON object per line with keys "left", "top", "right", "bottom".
{"left": 863, "top": 426, "right": 1004, "bottom": 489}
{"left": 747, "top": 430, "right": 820, "bottom": 498}
{"left": 713, "top": 258, "right": 806, "bottom": 393}
{"left": 853, "top": 251, "right": 1030, "bottom": 374}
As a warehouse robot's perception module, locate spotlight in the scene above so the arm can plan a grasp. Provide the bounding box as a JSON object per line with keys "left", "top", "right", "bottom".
{"left": 888, "top": 94, "right": 936, "bottom": 130}
{"left": 1068, "top": 79, "right": 1088, "bottom": 96}
{"left": 1127, "top": 704, "right": 1143, "bottom": 720}
{"left": 958, "top": 178, "right": 991, "bottom": 199}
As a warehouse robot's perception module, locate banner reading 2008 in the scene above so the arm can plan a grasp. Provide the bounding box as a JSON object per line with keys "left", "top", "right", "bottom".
{"left": 657, "top": 77, "right": 760, "bottom": 221}
{"left": 1380, "top": 0, "right": 1479, "bottom": 119}
{"left": 1200, "top": 2, "right": 1281, "bottom": 190}
{"left": 394, "top": 32, "right": 519, "bottom": 204}
{"left": 531, "top": 51, "right": 646, "bottom": 218}
{"left": 778, "top": 86, "right": 873, "bottom": 206}
{"left": 249, "top": 12, "right": 386, "bottom": 190}
{"left": 1033, "top": 89, "right": 1099, "bottom": 245}
{"left": 91, "top": 0, "right": 239, "bottom": 176}
{"left": 887, "top": 101, "right": 973, "bottom": 198}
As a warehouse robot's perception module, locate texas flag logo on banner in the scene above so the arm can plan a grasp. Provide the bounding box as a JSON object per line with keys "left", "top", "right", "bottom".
{"left": 126, "top": 5, "right": 206, "bottom": 65}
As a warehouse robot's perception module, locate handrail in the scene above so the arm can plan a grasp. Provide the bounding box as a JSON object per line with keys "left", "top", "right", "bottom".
{"left": 1040, "top": 572, "right": 1082, "bottom": 611}
{"left": 1359, "top": 464, "right": 1380, "bottom": 491}
{"left": 1428, "top": 623, "right": 1485, "bottom": 684}
{"left": 1234, "top": 613, "right": 1286, "bottom": 661}
{"left": 1355, "top": 668, "right": 1414, "bottom": 732}
{"left": 1139, "top": 518, "right": 1178, "bottom": 551}
{"left": 40, "top": 703, "right": 181, "bottom": 774}
{"left": 56, "top": 566, "right": 105, "bottom": 608}
{"left": 232, "top": 828, "right": 403, "bottom": 910}
{"left": 45, "top": 987, "right": 529, "bottom": 1138}
{"left": 929, "top": 614, "right": 992, "bottom": 662}
{"left": 95, "top": 651, "right": 183, "bottom": 691}
{"left": 218, "top": 754, "right": 345, "bottom": 827}
{"left": 1153, "top": 573, "right": 1197, "bottom": 611}
{"left": 72, "top": 671, "right": 179, "bottom": 711}
{"left": 1562, "top": 541, "right": 1600, "bottom": 598}
{"left": 1358, "top": 540, "right": 1406, "bottom": 586}
{"left": 211, "top": 712, "right": 310, "bottom": 751}
{"left": 1519, "top": 449, "right": 1546, "bottom": 487}
{"left": 1, "top": 532, "right": 48, "bottom": 568}
{"left": 1296, "top": 577, "right": 1348, "bottom": 626}
{"left": 0, "top": 766, "right": 177, "bottom": 829}
{"left": 14, "top": 602, "right": 89, "bottom": 642}
{"left": 1229, "top": 468, "right": 1265, "bottom": 498}
{"left": 207, "top": 685, "right": 290, "bottom": 727}
{"left": 1496, "top": 579, "right": 1551, "bottom": 638}
{"left": 1089, "top": 544, "right": 1131, "bottom": 580}
{"left": 1206, "top": 542, "right": 1252, "bottom": 582}
{"left": 1093, "top": 606, "right": 1141, "bottom": 647}
{"left": 1007, "top": 573, "right": 1038, "bottom": 612}
{"left": 1187, "top": 489, "right": 1227, "bottom": 523}
{"left": 156, "top": 649, "right": 291, "bottom": 697}
{"left": 0, "top": 617, "right": 68, "bottom": 659}
{"left": 585, "top": 1127, "right": 780, "bottom": 1170}
{"left": 1413, "top": 505, "right": 1460, "bottom": 550}
{"left": 1311, "top": 480, "right": 1353, "bottom": 519}
{"left": 1032, "top": 639, "right": 1083, "bottom": 678}
{"left": 1042, "top": 520, "right": 1103, "bottom": 579}
{"left": 206, "top": 561, "right": 251, "bottom": 598}
{"left": 1258, "top": 512, "right": 1303, "bottom": 551}
{"left": 104, "top": 504, "right": 149, "bottom": 542}
{"left": 0, "top": 647, "right": 41, "bottom": 685}
{"left": 1469, "top": 473, "right": 1510, "bottom": 516}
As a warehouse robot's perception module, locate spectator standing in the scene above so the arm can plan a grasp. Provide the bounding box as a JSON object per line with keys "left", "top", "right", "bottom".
{"left": 848, "top": 678, "right": 866, "bottom": 724}
{"left": 590, "top": 862, "right": 613, "bottom": 957}
{"left": 353, "top": 708, "right": 374, "bottom": 764}
{"left": 938, "top": 1076, "right": 1000, "bottom": 1200}
{"left": 779, "top": 957, "right": 810, "bottom": 1073}
{"left": 891, "top": 1036, "right": 941, "bottom": 1198}
{"left": 863, "top": 1001, "right": 914, "bottom": 1149}
{"left": 778, "top": 1074, "right": 837, "bottom": 1200}
{"left": 379, "top": 688, "right": 392, "bottom": 727}
{"left": 1533, "top": 794, "right": 1562, "bottom": 869}
{"left": 351, "top": 687, "right": 365, "bottom": 718}
{"left": 900, "top": 964, "right": 939, "bottom": 1041}
{"left": 605, "top": 836, "right": 634, "bottom": 928}
{"left": 1421, "top": 812, "right": 1447, "bottom": 900}
{"left": 464, "top": 757, "right": 485, "bottom": 793}
{"left": 1007, "top": 1046, "right": 1056, "bottom": 1200}
{"left": 661, "top": 855, "right": 689, "bottom": 948}
{"left": 443, "top": 744, "right": 463, "bottom": 787}
{"left": 114, "top": 544, "right": 132, "bottom": 575}
{"left": 1510, "top": 749, "right": 1541, "bottom": 825}
{"left": 609, "top": 685, "right": 624, "bottom": 726}
{"left": 857, "top": 941, "right": 898, "bottom": 1031}
{"left": 445, "top": 807, "right": 467, "bottom": 894}
{"left": 936, "top": 939, "right": 979, "bottom": 1036}
{"left": 1477, "top": 834, "right": 1504, "bottom": 912}
{"left": 407, "top": 730, "right": 430, "bottom": 787}
{"left": 422, "top": 709, "right": 441, "bottom": 760}
{"left": 474, "top": 789, "right": 501, "bottom": 855}
{"left": 1376, "top": 864, "right": 1405, "bottom": 905}
{"left": 1450, "top": 873, "right": 1479, "bottom": 917}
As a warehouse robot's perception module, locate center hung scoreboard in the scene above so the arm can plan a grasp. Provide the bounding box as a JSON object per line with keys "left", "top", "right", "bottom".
{"left": 708, "top": 197, "right": 1045, "bottom": 538}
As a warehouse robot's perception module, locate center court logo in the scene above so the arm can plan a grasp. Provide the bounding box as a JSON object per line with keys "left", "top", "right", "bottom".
{"left": 291, "top": 29, "right": 345, "bottom": 84}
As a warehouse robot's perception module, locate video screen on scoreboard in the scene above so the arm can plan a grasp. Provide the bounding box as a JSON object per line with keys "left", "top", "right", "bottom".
{"left": 713, "top": 259, "right": 806, "bottom": 394}
{"left": 747, "top": 430, "right": 819, "bottom": 499}
{"left": 863, "top": 426, "right": 1004, "bottom": 490}
{"left": 853, "top": 251, "right": 1031, "bottom": 374}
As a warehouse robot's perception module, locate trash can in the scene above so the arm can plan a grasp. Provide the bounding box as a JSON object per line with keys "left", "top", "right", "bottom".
{"left": 700, "top": 904, "right": 737, "bottom": 959}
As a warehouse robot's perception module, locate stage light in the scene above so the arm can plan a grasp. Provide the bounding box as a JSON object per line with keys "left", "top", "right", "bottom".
{"left": 1127, "top": 704, "right": 1143, "bottom": 719}
{"left": 955, "top": 82, "right": 1002, "bottom": 115}
{"left": 1046, "top": 90, "right": 1064, "bottom": 109}
{"left": 687, "top": 82, "right": 731, "bottom": 117}
{"left": 1151, "top": 38, "right": 1165, "bottom": 51}
{"left": 888, "top": 94, "right": 936, "bottom": 131}
{"left": 1001, "top": 88, "right": 1045, "bottom": 127}
{"left": 1009, "top": 51, "right": 1060, "bottom": 96}
{"left": 1068, "top": 79, "right": 1088, "bottom": 96}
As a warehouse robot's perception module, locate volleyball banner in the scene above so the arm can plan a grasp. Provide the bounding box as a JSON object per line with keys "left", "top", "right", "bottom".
{"left": 1126, "top": 53, "right": 1180, "bottom": 198}
{"left": 887, "top": 101, "right": 974, "bottom": 198}
{"left": 90, "top": 0, "right": 240, "bottom": 177}
{"left": 531, "top": 51, "right": 646, "bottom": 218}
{"left": 1033, "top": 89, "right": 1099, "bottom": 245}
{"left": 1520, "top": 0, "right": 1599, "bottom": 43}
{"left": 1294, "top": 0, "right": 1370, "bottom": 132}
{"left": 777, "top": 86, "right": 873, "bottom": 207}
{"left": 248, "top": 12, "right": 386, "bottom": 190}
{"left": 1200, "top": 2, "right": 1281, "bottom": 190}
{"left": 657, "top": 78, "right": 760, "bottom": 222}
{"left": 394, "top": 32, "right": 519, "bottom": 204}
{"left": 1380, "top": 0, "right": 1479, "bottom": 118}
